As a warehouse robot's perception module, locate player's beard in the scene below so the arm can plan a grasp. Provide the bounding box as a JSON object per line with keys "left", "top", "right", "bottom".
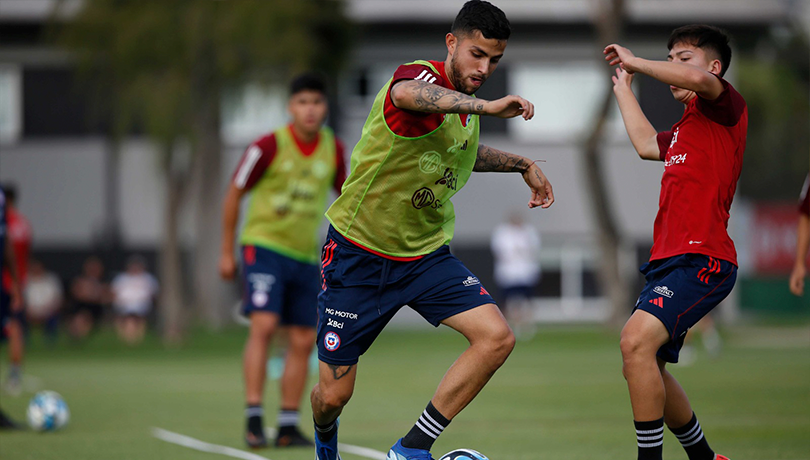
{"left": 450, "top": 54, "right": 484, "bottom": 95}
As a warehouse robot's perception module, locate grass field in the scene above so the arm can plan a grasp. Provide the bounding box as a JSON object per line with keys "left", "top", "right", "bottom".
{"left": 0, "top": 323, "right": 808, "bottom": 460}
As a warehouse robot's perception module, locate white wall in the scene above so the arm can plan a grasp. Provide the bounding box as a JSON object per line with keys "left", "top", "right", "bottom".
{"left": 0, "top": 138, "right": 106, "bottom": 246}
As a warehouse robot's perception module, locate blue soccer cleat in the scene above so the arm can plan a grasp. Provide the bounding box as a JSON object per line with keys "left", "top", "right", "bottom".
{"left": 387, "top": 438, "right": 435, "bottom": 460}
{"left": 315, "top": 418, "right": 341, "bottom": 460}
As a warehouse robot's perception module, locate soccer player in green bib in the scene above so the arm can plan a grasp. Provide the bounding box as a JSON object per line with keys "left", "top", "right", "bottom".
{"left": 312, "top": 3, "right": 554, "bottom": 460}
{"left": 220, "top": 73, "right": 346, "bottom": 448}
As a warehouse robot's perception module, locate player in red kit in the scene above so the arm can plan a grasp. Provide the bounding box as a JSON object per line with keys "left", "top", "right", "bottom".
{"left": 1, "top": 185, "right": 31, "bottom": 396}
{"left": 605, "top": 25, "right": 746, "bottom": 460}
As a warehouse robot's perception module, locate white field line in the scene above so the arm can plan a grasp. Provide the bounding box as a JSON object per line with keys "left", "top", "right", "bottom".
{"left": 152, "top": 426, "right": 386, "bottom": 460}
{"left": 265, "top": 427, "right": 387, "bottom": 460}
{"left": 152, "top": 427, "right": 271, "bottom": 460}
{"left": 337, "top": 443, "right": 387, "bottom": 460}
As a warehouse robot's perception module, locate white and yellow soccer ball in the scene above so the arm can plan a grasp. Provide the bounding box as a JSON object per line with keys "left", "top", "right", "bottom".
{"left": 27, "top": 390, "right": 70, "bottom": 431}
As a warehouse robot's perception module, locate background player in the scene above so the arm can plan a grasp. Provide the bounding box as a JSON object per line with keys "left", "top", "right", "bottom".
{"left": 789, "top": 173, "right": 809, "bottom": 296}
{"left": 0, "top": 187, "right": 23, "bottom": 428}
{"left": 1, "top": 184, "right": 30, "bottom": 396}
{"left": 490, "top": 211, "right": 542, "bottom": 339}
{"left": 605, "top": 25, "right": 746, "bottom": 460}
{"left": 311, "top": 3, "right": 553, "bottom": 460}
{"left": 219, "top": 73, "right": 346, "bottom": 448}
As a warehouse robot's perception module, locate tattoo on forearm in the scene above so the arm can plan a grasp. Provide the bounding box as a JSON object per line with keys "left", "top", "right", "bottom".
{"left": 474, "top": 144, "right": 532, "bottom": 172}
{"left": 328, "top": 364, "right": 354, "bottom": 380}
{"left": 532, "top": 168, "right": 544, "bottom": 186}
{"left": 402, "top": 80, "right": 485, "bottom": 114}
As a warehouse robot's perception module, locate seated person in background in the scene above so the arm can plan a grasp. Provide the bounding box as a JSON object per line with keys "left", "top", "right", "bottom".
{"left": 24, "top": 259, "right": 63, "bottom": 345}
{"left": 69, "top": 256, "right": 109, "bottom": 340}
{"left": 111, "top": 255, "right": 158, "bottom": 345}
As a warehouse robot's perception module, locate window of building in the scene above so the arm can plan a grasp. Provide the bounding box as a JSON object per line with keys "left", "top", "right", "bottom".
{"left": 0, "top": 65, "right": 22, "bottom": 144}
{"left": 507, "top": 62, "right": 625, "bottom": 142}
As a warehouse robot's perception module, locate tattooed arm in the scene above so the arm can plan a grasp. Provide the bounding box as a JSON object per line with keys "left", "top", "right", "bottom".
{"left": 390, "top": 80, "right": 535, "bottom": 120}
{"left": 474, "top": 144, "right": 533, "bottom": 172}
{"left": 475, "top": 144, "right": 555, "bottom": 209}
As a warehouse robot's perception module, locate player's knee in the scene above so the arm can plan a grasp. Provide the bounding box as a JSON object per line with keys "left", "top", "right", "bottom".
{"left": 619, "top": 329, "right": 654, "bottom": 364}
{"left": 483, "top": 324, "right": 515, "bottom": 364}
{"left": 248, "top": 315, "right": 277, "bottom": 340}
{"left": 288, "top": 328, "right": 317, "bottom": 352}
{"left": 318, "top": 383, "right": 353, "bottom": 410}
{"left": 499, "top": 328, "right": 516, "bottom": 358}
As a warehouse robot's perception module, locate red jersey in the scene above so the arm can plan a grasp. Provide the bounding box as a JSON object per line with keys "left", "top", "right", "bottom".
{"left": 799, "top": 173, "right": 809, "bottom": 217}
{"left": 652, "top": 77, "right": 747, "bottom": 265}
{"left": 384, "top": 60, "right": 471, "bottom": 138}
{"left": 232, "top": 124, "right": 347, "bottom": 192}
{"left": 2, "top": 207, "right": 32, "bottom": 289}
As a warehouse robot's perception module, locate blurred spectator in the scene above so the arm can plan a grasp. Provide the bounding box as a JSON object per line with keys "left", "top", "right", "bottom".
{"left": 24, "top": 259, "right": 63, "bottom": 345}
{"left": 491, "top": 211, "right": 542, "bottom": 339}
{"left": 677, "top": 313, "right": 722, "bottom": 366}
{"left": 111, "top": 256, "right": 158, "bottom": 345}
{"left": 789, "top": 173, "right": 810, "bottom": 296}
{"left": 69, "top": 256, "right": 109, "bottom": 340}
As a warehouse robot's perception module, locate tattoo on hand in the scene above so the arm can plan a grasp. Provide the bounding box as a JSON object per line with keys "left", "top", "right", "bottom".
{"left": 328, "top": 364, "right": 354, "bottom": 380}
{"left": 474, "top": 144, "right": 531, "bottom": 172}
{"left": 406, "top": 80, "right": 483, "bottom": 114}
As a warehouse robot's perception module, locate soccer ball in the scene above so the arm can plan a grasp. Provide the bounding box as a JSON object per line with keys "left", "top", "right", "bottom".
{"left": 26, "top": 391, "right": 70, "bottom": 431}
{"left": 439, "top": 449, "right": 489, "bottom": 460}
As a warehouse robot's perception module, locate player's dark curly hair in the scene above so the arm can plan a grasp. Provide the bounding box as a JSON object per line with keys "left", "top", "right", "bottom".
{"left": 452, "top": 0, "right": 511, "bottom": 41}
{"left": 668, "top": 24, "right": 732, "bottom": 77}
{"left": 290, "top": 72, "right": 327, "bottom": 96}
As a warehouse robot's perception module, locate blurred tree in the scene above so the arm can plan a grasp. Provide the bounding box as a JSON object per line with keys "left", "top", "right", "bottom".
{"left": 737, "top": 29, "right": 810, "bottom": 200}
{"left": 56, "top": 0, "right": 352, "bottom": 341}
{"left": 584, "top": 0, "right": 634, "bottom": 325}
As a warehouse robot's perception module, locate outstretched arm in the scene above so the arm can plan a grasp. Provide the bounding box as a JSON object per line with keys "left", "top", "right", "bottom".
{"left": 474, "top": 144, "right": 554, "bottom": 208}
{"left": 610, "top": 68, "right": 661, "bottom": 161}
{"left": 390, "top": 80, "right": 535, "bottom": 120}
{"left": 604, "top": 44, "right": 724, "bottom": 100}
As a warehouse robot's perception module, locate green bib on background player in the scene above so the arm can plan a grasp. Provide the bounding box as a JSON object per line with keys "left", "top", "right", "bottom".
{"left": 241, "top": 126, "right": 336, "bottom": 263}
{"left": 326, "top": 60, "right": 479, "bottom": 258}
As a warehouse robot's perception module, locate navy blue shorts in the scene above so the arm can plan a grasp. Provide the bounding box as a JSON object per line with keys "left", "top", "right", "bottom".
{"left": 241, "top": 245, "right": 319, "bottom": 327}
{"left": 498, "top": 284, "right": 534, "bottom": 309}
{"left": 0, "top": 290, "right": 23, "bottom": 342}
{"left": 317, "top": 226, "right": 496, "bottom": 365}
{"left": 0, "top": 290, "right": 8, "bottom": 341}
{"left": 635, "top": 253, "right": 737, "bottom": 363}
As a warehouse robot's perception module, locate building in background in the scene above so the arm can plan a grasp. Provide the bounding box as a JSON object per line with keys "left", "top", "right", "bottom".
{"left": 0, "top": 0, "right": 807, "bottom": 325}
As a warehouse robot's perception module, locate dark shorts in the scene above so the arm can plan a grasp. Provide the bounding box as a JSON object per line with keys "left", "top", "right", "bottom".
{"left": 72, "top": 301, "right": 104, "bottom": 321}
{"left": 317, "top": 226, "right": 496, "bottom": 365}
{"left": 0, "top": 290, "right": 23, "bottom": 342}
{"left": 241, "top": 244, "right": 319, "bottom": 327}
{"left": 498, "top": 284, "right": 534, "bottom": 310}
{"left": 635, "top": 253, "right": 737, "bottom": 363}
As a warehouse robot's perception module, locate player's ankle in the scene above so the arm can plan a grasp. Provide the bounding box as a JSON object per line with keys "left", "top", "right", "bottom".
{"left": 401, "top": 401, "right": 450, "bottom": 451}
{"left": 634, "top": 417, "right": 664, "bottom": 460}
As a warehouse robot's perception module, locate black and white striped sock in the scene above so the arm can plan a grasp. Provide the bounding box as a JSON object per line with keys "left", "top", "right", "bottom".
{"left": 669, "top": 413, "right": 715, "bottom": 460}
{"left": 314, "top": 418, "right": 338, "bottom": 442}
{"left": 401, "top": 402, "right": 451, "bottom": 451}
{"left": 245, "top": 404, "right": 264, "bottom": 434}
{"left": 278, "top": 409, "right": 300, "bottom": 428}
{"left": 635, "top": 418, "right": 664, "bottom": 460}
